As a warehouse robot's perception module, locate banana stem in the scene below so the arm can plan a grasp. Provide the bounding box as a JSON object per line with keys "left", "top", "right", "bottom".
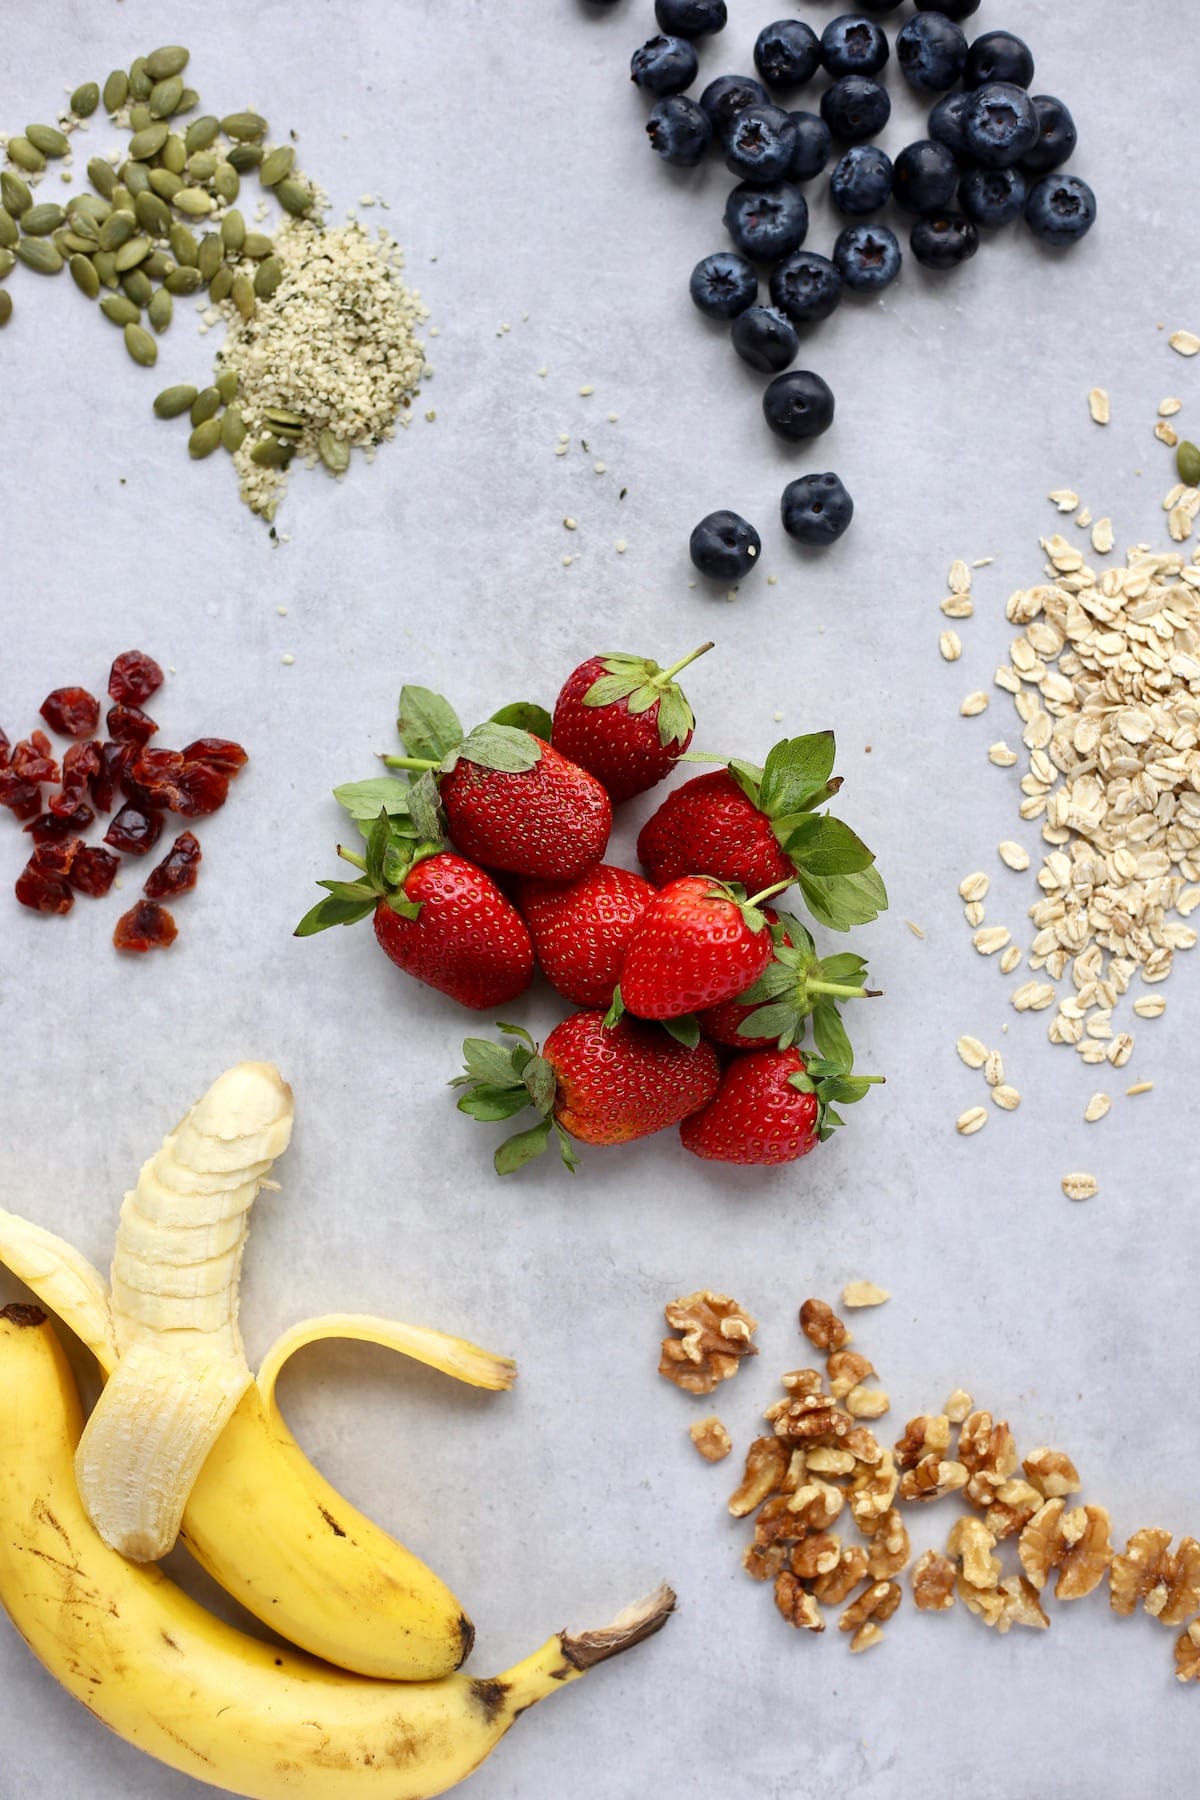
{"left": 657, "top": 641, "right": 714, "bottom": 684}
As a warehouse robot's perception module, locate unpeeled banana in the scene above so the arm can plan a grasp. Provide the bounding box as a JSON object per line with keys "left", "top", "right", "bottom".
{"left": 0, "top": 1305, "right": 674, "bottom": 1800}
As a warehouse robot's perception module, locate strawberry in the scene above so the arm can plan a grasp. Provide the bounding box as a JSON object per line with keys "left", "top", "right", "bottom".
{"left": 637, "top": 732, "right": 887, "bottom": 933}
{"left": 550, "top": 643, "right": 712, "bottom": 802}
{"left": 697, "top": 912, "right": 878, "bottom": 1050}
{"left": 616, "top": 876, "right": 789, "bottom": 1021}
{"left": 680, "top": 1048, "right": 883, "bottom": 1165}
{"left": 517, "top": 864, "right": 657, "bottom": 1007}
{"left": 452, "top": 1013, "right": 721, "bottom": 1172}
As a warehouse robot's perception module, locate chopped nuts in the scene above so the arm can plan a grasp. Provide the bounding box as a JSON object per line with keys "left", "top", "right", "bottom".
{"left": 894, "top": 1414, "right": 952, "bottom": 1470}
{"left": 839, "top": 1579, "right": 902, "bottom": 1632}
{"left": 811, "top": 1543, "right": 870, "bottom": 1606}
{"left": 947, "top": 1516, "right": 1002, "bottom": 1590}
{"left": 1018, "top": 1498, "right": 1070, "bottom": 1590}
{"left": 1055, "top": 1505, "right": 1114, "bottom": 1600}
{"left": 849, "top": 1621, "right": 885, "bottom": 1653}
{"left": 899, "top": 1457, "right": 970, "bottom": 1503}
{"left": 659, "top": 1291, "right": 758, "bottom": 1394}
{"left": 728, "top": 1437, "right": 788, "bottom": 1517}
{"left": 1176, "top": 1622, "right": 1200, "bottom": 1682}
{"left": 911, "top": 1549, "right": 957, "bottom": 1612}
{"left": 689, "top": 1416, "right": 732, "bottom": 1462}
{"left": 944, "top": 1389, "right": 973, "bottom": 1425}
{"left": 866, "top": 1510, "right": 911, "bottom": 1580}
{"left": 827, "top": 1349, "right": 875, "bottom": 1400}
{"left": 1024, "top": 1448, "right": 1081, "bottom": 1499}
{"left": 845, "top": 1385, "right": 890, "bottom": 1420}
{"left": 841, "top": 1281, "right": 890, "bottom": 1309}
{"left": 998, "top": 1575, "right": 1050, "bottom": 1631}
{"left": 774, "top": 1570, "right": 824, "bottom": 1631}
{"left": 1110, "top": 1528, "right": 1173, "bottom": 1616}
{"left": 799, "top": 1297, "right": 850, "bottom": 1352}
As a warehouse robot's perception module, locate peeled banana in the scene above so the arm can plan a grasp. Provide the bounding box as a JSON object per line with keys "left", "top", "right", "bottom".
{"left": 0, "top": 1305, "right": 674, "bottom": 1800}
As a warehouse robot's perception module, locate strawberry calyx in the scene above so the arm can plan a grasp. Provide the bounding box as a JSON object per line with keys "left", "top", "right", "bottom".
{"left": 725, "top": 911, "right": 881, "bottom": 1050}
{"left": 382, "top": 686, "right": 551, "bottom": 779}
{"left": 294, "top": 804, "right": 443, "bottom": 936}
{"left": 580, "top": 642, "right": 713, "bottom": 750}
{"left": 788, "top": 1056, "right": 885, "bottom": 1143}
{"left": 450, "top": 1024, "right": 580, "bottom": 1175}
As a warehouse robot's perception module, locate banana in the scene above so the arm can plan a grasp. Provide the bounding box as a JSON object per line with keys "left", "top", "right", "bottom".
{"left": 0, "top": 1305, "right": 674, "bottom": 1800}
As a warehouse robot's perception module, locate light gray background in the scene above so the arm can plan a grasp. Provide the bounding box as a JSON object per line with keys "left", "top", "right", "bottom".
{"left": 0, "top": 1, "right": 1196, "bottom": 1795}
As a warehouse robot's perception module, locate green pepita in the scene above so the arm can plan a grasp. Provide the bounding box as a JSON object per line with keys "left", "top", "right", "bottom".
{"left": 231, "top": 271, "right": 256, "bottom": 321}
{"left": 149, "top": 75, "right": 184, "bottom": 120}
{"left": 22, "top": 204, "right": 64, "bottom": 237}
{"left": 146, "top": 45, "right": 190, "bottom": 81}
{"left": 0, "top": 291, "right": 12, "bottom": 327}
{"left": 148, "top": 168, "right": 184, "bottom": 202}
{"left": 1178, "top": 441, "right": 1200, "bottom": 489}
{"left": 173, "top": 187, "right": 215, "bottom": 218}
{"left": 212, "top": 163, "right": 240, "bottom": 205}
{"left": 147, "top": 287, "right": 173, "bottom": 332}
{"left": 124, "top": 321, "right": 157, "bottom": 366}
{"left": 318, "top": 430, "right": 351, "bottom": 475}
{"left": 128, "top": 104, "right": 153, "bottom": 134}
{"left": 1, "top": 173, "right": 31, "bottom": 217}
{"left": 129, "top": 57, "right": 153, "bottom": 101}
{"left": 135, "top": 191, "right": 172, "bottom": 237}
{"left": 25, "top": 123, "right": 69, "bottom": 159}
{"left": 153, "top": 383, "right": 198, "bottom": 418}
{"left": 264, "top": 405, "right": 304, "bottom": 432}
{"left": 169, "top": 223, "right": 198, "bottom": 266}
{"left": 162, "top": 131, "right": 186, "bottom": 173}
{"left": 226, "top": 142, "right": 264, "bottom": 173}
{"left": 143, "top": 250, "right": 172, "bottom": 279}
{"left": 221, "top": 208, "right": 246, "bottom": 253}
{"left": 0, "top": 247, "right": 13, "bottom": 280}
{"left": 178, "top": 89, "right": 199, "bottom": 114}
{"left": 87, "top": 158, "right": 118, "bottom": 200}
{"left": 69, "top": 193, "right": 110, "bottom": 224}
{"left": 188, "top": 417, "right": 223, "bottom": 458}
{"left": 258, "top": 146, "right": 295, "bottom": 188}
{"left": 121, "top": 268, "right": 153, "bottom": 305}
{"left": 187, "top": 151, "right": 218, "bottom": 181}
{"left": 276, "top": 178, "right": 313, "bottom": 218}
{"left": 216, "top": 369, "right": 239, "bottom": 404}
{"left": 100, "top": 294, "right": 140, "bottom": 325}
{"left": 68, "top": 252, "right": 100, "bottom": 298}
{"left": 6, "top": 138, "right": 45, "bottom": 175}
{"left": 209, "top": 264, "right": 235, "bottom": 303}
{"left": 99, "top": 212, "right": 137, "bottom": 252}
{"left": 129, "top": 122, "right": 169, "bottom": 161}
{"left": 110, "top": 186, "right": 135, "bottom": 214}
{"left": 114, "top": 235, "right": 151, "bottom": 272}
{"left": 14, "top": 238, "right": 62, "bottom": 274}
{"left": 250, "top": 435, "right": 293, "bottom": 468}
{"left": 182, "top": 114, "right": 217, "bottom": 155}
{"left": 241, "top": 231, "right": 274, "bottom": 260}
{"left": 221, "top": 112, "right": 268, "bottom": 142}
{"left": 220, "top": 403, "right": 247, "bottom": 453}
{"left": 163, "top": 263, "right": 204, "bottom": 295}
{"left": 121, "top": 161, "right": 152, "bottom": 197}
{"left": 102, "top": 69, "right": 130, "bottom": 113}
{"left": 61, "top": 231, "right": 100, "bottom": 256}
{"left": 197, "top": 234, "right": 223, "bottom": 281}
{"left": 63, "top": 209, "right": 100, "bottom": 243}
{"left": 93, "top": 250, "right": 118, "bottom": 288}
{"left": 71, "top": 82, "right": 100, "bottom": 118}
{"left": 0, "top": 209, "right": 16, "bottom": 249}
{"left": 190, "top": 387, "right": 221, "bottom": 427}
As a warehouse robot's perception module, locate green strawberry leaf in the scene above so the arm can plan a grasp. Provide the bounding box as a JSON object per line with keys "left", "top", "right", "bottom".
{"left": 821, "top": 1075, "right": 877, "bottom": 1105}
{"left": 316, "top": 878, "right": 380, "bottom": 903}
{"left": 492, "top": 701, "right": 553, "bottom": 739}
{"left": 553, "top": 1120, "right": 581, "bottom": 1173}
{"left": 727, "top": 757, "right": 763, "bottom": 805}
{"left": 821, "top": 952, "right": 869, "bottom": 983}
{"left": 293, "top": 894, "right": 376, "bottom": 936}
{"left": 784, "top": 815, "right": 875, "bottom": 877}
{"left": 734, "top": 1002, "right": 795, "bottom": 1042}
{"left": 655, "top": 688, "right": 694, "bottom": 749}
{"left": 397, "top": 686, "right": 463, "bottom": 763}
{"left": 457, "top": 1085, "right": 534, "bottom": 1122}
{"left": 333, "top": 777, "right": 413, "bottom": 821}
{"left": 604, "top": 986, "right": 626, "bottom": 1029}
{"left": 757, "top": 732, "right": 837, "bottom": 819}
{"left": 382, "top": 891, "right": 421, "bottom": 919}
{"left": 811, "top": 1000, "right": 853, "bottom": 1069}
{"left": 662, "top": 1014, "right": 700, "bottom": 1049}
{"left": 521, "top": 1054, "right": 558, "bottom": 1116}
{"left": 496, "top": 1021, "right": 537, "bottom": 1047}
{"left": 461, "top": 1038, "right": 523, "bottom": 1087}
{"left": 364, "top": 809, "right": 393, "bottom": 889}
{"left": 796, "top": 865, "right": 888, "bottom": 932}
{"left": 454, "top": 722, "right": 542, "bottom": 774}
{"left": 408, "top": 771, "right": 443, "bottom": 844}
{"left": 494, "top": 1117, "right": 554, "bottom": 1174}
{"left": 584, "top": 671, "right": 646, "bottom": 707}
{"left": 817, "top": 1108, "right": 845, "bottom": 1142}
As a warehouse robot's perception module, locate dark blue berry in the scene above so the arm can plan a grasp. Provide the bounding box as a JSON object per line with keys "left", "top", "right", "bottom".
{"left": 689, "top": 250, "right": 757, "bottom": 318}
{"left": 833, "top": 223, "right": 901, "bottom": 291}
{"left": 723, "top": 181, "right": 809, "bottom": 260}
{"left": 959, "top": 164, "right": 1026, "bottom": 228}
{"left": 731, "top": 305, "right": 799, "bottom": 373}
{"left": 786, "top": 110, "right": 833, "bottom": 179}
{"left": 781, "top": 471, "right": 854, "bottom": 546}
{"left": 1020, "top": 95, "right": 1078, "bottom": 175}
{"left": 821, "top": 15, "right": 889, "bottom": 78}
{"left": 769, "top": 251, "right": 842, "bottom": 324}
{"left": 830, "top": 144, "right": 893, "bottom": 217}
{"left": 647, "top": 95, "right": 712, "bottom": 166}
{"left": 896, "top": 14, "right": 967, "bottom": 91}
{"left": 762, "top": 369, "right": 835, "bottom": 442}
{"left": 910, "top": 211, "right": 979, "bottom": 269}
{"left": 820, "top": 75, "right": 891, "bottom": 142}
{"left": 1024, "top": 173, "right": 1096, "bottom": 248}
{"left": 964, "top": 30, "right": 1034, "bottom": 89}
{"left": 631, "top": 36, "right": 700, "bottom": 97}
{"left": 724, "top": 104, "right": 799, "bottom": 181}
{"left": 699, "top": 74, "right": 768, "bottom": 136}
{"left": 892, "top": 139, "right": 959, "bottom": 214}
{"left": 915, "top": 0, "right": 979, "bottom": 17}
{"left": 964, "top": 83, "right": 1039, "bottom": 168}
{"left": 753, "top": 20, "right": 821, "bottom": 90}
{"left": 689, "top": 510, "right": 761, "bottom": 580}
{"left": 655, "top": 0, "right": 727, "bottom": 39}
{"left": 928, "top": 91, "right": 971, "bottom": 157}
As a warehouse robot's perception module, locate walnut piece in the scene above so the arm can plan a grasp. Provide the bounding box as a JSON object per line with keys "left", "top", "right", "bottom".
{"left": 843, "top": 1425, "right": 884, "bottom": 1466}
{"left": 753, "top": 1495, "right": 805, "bottom": 1551}
{"left": 1150, "top": 1537, "right": 1200, "bottom": 1625}
{"left": 1019, "top": 1499, "right": 1069, "bottom": 1591}
{"left": 689, "top": 1415, "right": 732, "bottom": 1462}
{"left": 849, "top": 1449, "right": 899, "bottom": 1535}
{"left": 806, "top": 1446, "right": 856, "bottom": 1477}
{"left": 780, "top": 1367, "right": 825, "bottom": 1396}
{"left": 812, "top": 1544, "right": 870, "bottom": 1605}
{"left": 839, "top": 1579, "right": 902, "bottom": 1632}
{"left": 1175, "top": 1621, "right": 1200, "bottom": 1682}
{"left": 867, "top": 1509, "right": 911, "bottom": 1580}
{"left": 948, "top": 1516, "right": 1002, "bottom": 1590}
{"left": 790, "top": 1532, "right": 842, "bottom": 1581}
{"left": 786, "top": 1478, "right": 845, "bottom": 1534}
{"left": 728, "top": 1436, "right": 788, "bottom": 1517}
{"left": 1110, "top": 1528, "right": 1173, "bottom": 1616}
{"left": 956, "top": 1576, "right": 1010, "bottom": 1630}
{"left": 846, "top": 1384, "right": 890, "bottom": 1420}
{"left": 841, "top": 1281, "right": 890, "bottom": 1309}
{"left": 800, "top": 1297, "right": 851, "bottom": 1351}
{"left": 827, "top": 1349, "right": 875, "bottom": 1400}
{"left": 1000, "top": 1575, "right": 1050, "bottom": 1631}
{"left": 743, "top": 1541, "right": 788, "bottom": 1583}
{"left": 895, "top": 1414, "right": 951, "bottom": 1470}
{"left": 986, "top": 1478, "right": 1044, "bottom": 1541}
{"left": 899, "top": 1456, "right": 969, "bottom": 1503}
{"left": 1055, "top": 1504, "right": 1113, "bottom": 1600}
{"left": 774, "top": 1570, "right": 824, "bottom": 1631}
{"left": 944, "top": 1388, "right": 973, "bottom": 1425}
{"left": 660, "top": 1291, "right": 758, "bottom": 1395}
{"left": 1024, "top": 1447, "right": 1082, "bottom": 1499}
{"left": 911, "top": 1549, "right": 957, "bottom": 1612}
{"left": 850, "top": 1622, "right": 886, "bottom": 1653}
{"left": 766, "top": 1394, "right": 852, "bottom": 1442}
{"left": 958, "top": 1413, "right": 1018, "bottom": 1506}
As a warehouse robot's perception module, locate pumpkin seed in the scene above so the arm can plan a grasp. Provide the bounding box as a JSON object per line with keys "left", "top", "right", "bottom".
{"left": 241, "top": 231, "right": 274, "bottom": 260}
{"left": 173, "top": 187, "right": 215, "bottom": 217}
{"left": 264, "top": 405, "right": 304, "bottom": 432}
{"left": 169, "top": 222, "right": 198, "bottom": 265}
{"left": 276, "top": 178, "right": 313, "bottom": 217}
{"left": 100, "top": 294, "right": 140, "bottom": 326}
{"left": 231, "top": 271, "right": 256, "bottom": 320}
{"left": 61, "top": 230, "right": 100, "bottom": 255}
{"left": 69, "top": 252, "right": 100, "bottom": 297}
{"left": 134, "top": 191, "right": 171, "bottom": 237}
{"left": 221, "top": 111, "right": 268, "bottom": 141}
{"left": 6, "top": 138, "right": 45, "bottom": 174}
{"left": 318, "top": 430, "right": 351, "bottom": 475}
{"left": 250, "top": 435, "right": 293, "bottom": 468}
{"left": 212, "top": 163, "right": 239, "bottom": 205}
{"left": 121, "top": 160, "right": 152, "bottom": 196}
{"left": 99, "top": 212, "right": 136, "bottom": 252}
{"left": 69, "top": 193, "right": 110, "bottom": 225}
{"left": 129, "top": 122, "right": 169, "bottom": 161}
{"left": 258, "top": 146, "right": 295, "bottom": 187}
{"left": 1178, "top": 441, "right": 1200, "bottom": 488}
{"left": 25, "top": 123, "right": 69, "bottom": 158}
{"left": 220, "top": 403, "right": 247, "bottom": 453}
{"left": 197, "top": 233, "right": 223, "bottom": 281}
{"left": 72, "top": 82, "right": 100, "bottom": 119}
{"left": 190, "top": 386, "right": 221, "bottom": 426}
{"left": 226, "top": 142, "right": 263, "bottom": 172}
{"left": 143, "top": 249, "right": 172, "bottom": 278}
{"left": 209, "top": 263, "right": 235, "bottom": 303}
{"left": 22, "top": 204, "right": 64, "bottom": 237}
{"left": 149, "top": 75, "right": 184, "bottom": 119}
{"left": 148, "top": 168, "right": 183, "bottom": 201}
{"left": 121, "top": 268, "right": 153, "bottom": 305}
{"left": 253, "top": 255, "right": 282, "bottom": 299}
{"left": 114, "top": 234, "right": 151, "bottom": 272}
{"left": 188, "top": 417, "right": 223, "bottom": 458}
{"left": 63, "top": 208, "right": 99, "bottom": 242}
{"left": 145, "top": 45, "right": 189, "bottom": 80}
{"left": 128, "top": 103, "right": 153, "bottom": 133}
{"left": 0, "top": 208, "right": 16, "bottom": 249}
{"left": 124, "top": 321, "right": 157, "bottom": 366}
{"left": 0, "top": 247, "right": 13, "bottom": 280}
{"left": 221, "top": 208, "right": 245, "bottom": 252}
{"left": 147, "top": 286, "right": 173, "bottom": 332}
{"left": 153, "top": 383, "right": 198, "bottom": 418}
{"left": 161, "top": 133, "right": 186, "bottom": 176}
{"left": 129, "top": 57, "right": 153, "bottom": 101}
{"left": 1, "top": 173, "right": 31, "bottom": 217}
{"left": 216, "top": 368, "right": 239, "bottom": 403}
{"left": 93, "top": 250, "right": 118, "bottom": 287}
{"left": 177, "top": 88, "right": 199, "bottom": 114}
{"left": 0, "top": 291, "right": 11, "bottom": 327}
{"left": 187, "top": 150, "right": 217, "bottom": 181}
{"left": 87, "top": 157, "right": 118, "bottom": 199}
{"left": 110, "top": 186, "right": 135, "bottom": 213}
{"left": 163, "top": 263, "right": 204, "bottom": 295}
{"left": 185, "top": 115, "right": 220, "bottom": 153}
{"left": 102, "top": 69, "right": 130, "bottom": 113}
{"left": 14, "top": 238, "right": 62, "bottom": 274}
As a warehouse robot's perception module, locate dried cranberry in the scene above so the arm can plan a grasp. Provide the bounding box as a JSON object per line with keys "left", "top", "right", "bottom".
{"left": 182, "top": 738, "right": 248, "bottom": 777}
{"left": 104, "top": 804, "right": 164, "bottom": 856}
{"left": 106, "top": 703, "right": 159, "bottom": 747}
{"left": 89, "top": 741, "right": 130, "bottom": 814}
{"left": 68, "top": 845, "right": 120, "bottom": 898}
{"left": 50, "top": 740, "right": 102, "bottom": 817}
{"left": 15, "top": 858, "right": 73, "bottom": 915}
{"left": 108, "top": 650, "right": 165, "bottom": 707}
{"left": 25, "top": 805, "right": 95, "bottom": 842}
{"left": 10, "top": 732, "right": 59, "bottom": 785}
{"left": 0, "top": 726, "right": 9, "bottom": 768}
{"left": 113, "top": 898, "right": 177, "bottom": 951}
{"left": 174, "top": 760, "right": 228, "bottom": 816}
{"left": 33, "top": 837, "right": 80, "bottom": 879}
{"left": 39, "top": 687, "right": 100, "bottom": 738}
{"left": 144, "top": 831, "right": 202, "bottom": 899}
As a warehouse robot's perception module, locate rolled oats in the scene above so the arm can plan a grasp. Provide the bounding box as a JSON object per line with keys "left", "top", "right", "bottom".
{"left": 998, "top": 840, "right": 1031, "bottom": 871}
{"left": 959, "top": 873, "right": 990, "bottom": 903}
{"left": 1088, "top": 387, "right": 1111, "bottom": 424}
{"left": 1083, "top": 1092, "right": 1111, "bottom": 1122}
{"left": 987, "top": 742, "right": 1019, "bottom": 767}
{"left": 956, "top": 1107, "right": 988, "bottom": 1136}
{"left": 1061, "top": 1171, "right": 1098, "bottom": 1201}
{"left": 956, "top": 1034, "right": 988, "bottom": 1067}
{"left": 991, "top": 1084, "right": 1021, "bottom": 1110}
{"left": 1169, "top": 330, "right": 1200, "bottom": 356}
{"left": 939, "top": 629, "right": 963, "bottom": 662}
{"left": 999, "top": 945, "right": 1024, "bottom": 974}
{"left": 960, "top": 690, "right": 990, "bottom": 716}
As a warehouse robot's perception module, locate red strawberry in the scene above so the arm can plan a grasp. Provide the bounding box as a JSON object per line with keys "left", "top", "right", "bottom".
{"left": 617, "top": 876, "right": 787, "bottom": 1020}
{"left": 680, "top": 1047, "right": 882, "bottom": 1164}
{"left": 453, "top": 1012, "right": 721, "bottom": 1171}
{"left": 439, "top": 735, "right": 610, "bottom": 880}
{"left": 638, "top": 770, "right": 791, "bottom": 891}
{"left": 551, "top": 643, "right": 712, "bottom": 802}
{"left": 517, "top": 864, "right": 657, "bottom": 1007}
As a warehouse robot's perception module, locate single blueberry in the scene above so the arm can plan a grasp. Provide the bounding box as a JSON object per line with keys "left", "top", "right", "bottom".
{"left": 655, "top": 0, "right": 727, "bottom": 39}
{"left": 647, "top": 95, "right": 713, "bottom": 166}
{"left": 892, "top": 139, "right": 959, "bottom": 214}
{"left": 699, "top": 74, "right": 768, "bottom": 138}
{"left": 964, "top": 29, "right": 1034, "bottom": 89}
{"left": 689, "top": 250, "right": 758, "bottom": 317}
{"left": 724, "top": 103, "right": 799, "bottom": 181}
{"left": 1020, "top": 95, "right": 1078, "bottom": 175}
{"left": 833, "top": 223, "right": 901, "bottom": 291}
{"left": 781, "top": 471, "right": 854, "bottom": 546}
{"left": 731, "top": 305, "right": 799, "bottom": 373}
{"left": 914, "top": 0, "right": 979, "bottom": 16}
{"left": 896, "top": 14, "right": 967, "bottom": 91}
{"left": 964, "top": 83, "right": 1039, "bottom": 168}
{"left": 762, "top": 369, "right": 836, "bottom": 441}
{"left": 1024, "top": 173, "right": 1096, "bottom": 248}
{"left": 928, "top": 91, "right": 971, "bottom": 157}
{"left": 630, "top": 35, "right": 700, "bottom": 97}
{"left": 753, "top": 20, "right": 822, "bottom": 90}
{"left": 821, "top": 15, "right": 889, "bottom": 78}
{"left": 910, "top": 211, "right": 979, "bottom": 269}
{"left": 820, "top": 75, "right": 891, "bottom": 142}
{"left": 959, "top": 164, "right": 1027, "bottom": 227}
{"left": 689, "top": 510, "right": 761, "bottom": 580}
{"left": 830, "top": 144, "right": 893, "bottom": 217}
{"left": 723, "top": 181, "right": 809, "bottom": 260}
{"left": 786, "top": 110, "right": 833, "bottom": 179}
{"left": 769, "top": 250, "right": 842, "bottom": 324}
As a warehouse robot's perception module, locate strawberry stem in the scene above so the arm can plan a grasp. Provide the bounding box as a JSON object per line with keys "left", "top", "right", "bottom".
{"left": 807, "top": 979, "right": 873, "bottom": 999}
{"left": 745, "top": 878, "right": 793, "bottom": 909}
{"left": 381, "top": 754, "right": 441, "bottom": 772}
{"left": 657, "top": 641, "right": 714, "bottom": 685}
{"left": 337, "top": 846, "right": 368, "bottom": 872}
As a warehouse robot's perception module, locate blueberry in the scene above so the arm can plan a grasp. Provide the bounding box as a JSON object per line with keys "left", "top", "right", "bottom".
{"left": 914, "top": 0, "right": 979, "bottom": 16}
{"left": 833, "top": 223, "right": 901, "bottom": 292}
{"left": 928, "top": 91, "right": 971, "bottom": 157}
{"left": 689, "top": 250, "right": 757, "bottom": 318}
{"left": 781, "top": 471, "right": 854, "bottom": 546}
{"left": 821, "top": 15, "right": 889, "bottom": 78}
{"left": 646, "top": 95, "right": 712, "bottom": 166}
{"left": 820, "top": 75, "right": 891, "bottom": 142}
{"left": 753, "top": 20, "right": 822, "bottom": 91}
{"left": 786, "top": 110, "right": 833, "bottom": 179}
{"left": 830, "top": 144, "right": 893, "bottom": 217}
{"left": 964, "top": 29, "right": 1034, "bottom": 89}
{"left": 655, "top": 0, "right": 727, "bottom": 39}
{"left": 723, "top": 181, "right": 809, "bottom": 261}
{"left": 891, "top": 139, "right": 959, "bottom": 215}
{"left": 910, "top": 211, "right": 979, "bottom": 269}
{"left": 689, "top": 510, "right": 761, "bottom": 580}
{"left": 699, "top": 73, "right": 768, "bottom": 137}
{"left": 959, "top": 164, "right": 1026, "bottom": 228}
{"left": 964, "top": 83, "right": 1039, "bottom": 168}
{"left": 731, "top": 305, "right": 799, "bottom": 373}
{"left": 769, "top": 251, "right": 842, "bottom": 324}
{"left": 1021, "top": 95, "right": 1078, "bottom": 175}
{"left": 1024, "top": 173, "right": 1096, "bottom": 248}
{"left": 762, "top": 369, "right": 835, "bottom": 441}
{"left": 896, "top": 14, "right": 967, "bottom": 91}
{"left": 630, "top": 35, "right": 700, "bottom": 97}
{"left": 724, "top": 103, "right": 799, "bottom": 181}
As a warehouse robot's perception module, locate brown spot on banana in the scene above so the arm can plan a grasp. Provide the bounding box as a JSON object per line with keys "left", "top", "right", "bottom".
{"left": 469, "top": 1677, "right": 511, "bottom": 1723}
{"left": 1, "top": 1303, "right": 47, "bottom": 1328}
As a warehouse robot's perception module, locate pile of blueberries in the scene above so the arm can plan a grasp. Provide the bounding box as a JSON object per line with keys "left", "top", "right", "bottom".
{"left": 602, "top": 0, "right": 1096, "bottom": 579}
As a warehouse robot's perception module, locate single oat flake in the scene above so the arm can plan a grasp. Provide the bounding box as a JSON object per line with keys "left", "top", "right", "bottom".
{"left": 1169, "top": 330, "right": 1200, "bottom": 357}
{"left": 1088, "top": 387, "right": 1111, "bottom": 424}
{"left": 1084, "top": 1093, "right": 1111, "bottom": 1122}
{"left": 956, "top": 1107, "right": 988, "bottom": 1136}
{"left": 1062, "top": 1172, "right": 1099, "bottom": 1202}
{"left": 956, "top": 1035, "right": 988, "bottom": 1068}
{"left": 939, "top": 630, "right": 963, "bottom": 662}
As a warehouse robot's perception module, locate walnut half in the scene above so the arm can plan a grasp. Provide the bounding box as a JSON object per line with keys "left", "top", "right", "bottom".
{"left": 1175, "top": 1621, "right": 1200, "bottom": 1682}
{"left": 660, "top": 1291, "right": 758, "bottom": 1395}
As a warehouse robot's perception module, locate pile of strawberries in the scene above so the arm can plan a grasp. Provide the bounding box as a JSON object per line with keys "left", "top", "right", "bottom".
{"left": 299, "top": 645, "right": 886, "bottom": 1169}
